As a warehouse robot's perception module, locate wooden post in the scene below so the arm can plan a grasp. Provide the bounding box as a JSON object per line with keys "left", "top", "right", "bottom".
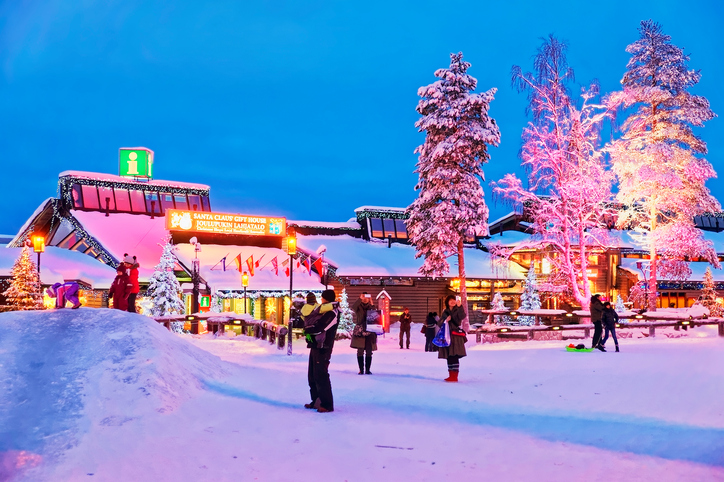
{"left": 584, "top": 327, "right": 590, "bottom": 339}
{"left": 718, "top": 322, "right": 724, "bottom": 337}
{"left": 649, "top": 326, "right": 656, "bottom": 338}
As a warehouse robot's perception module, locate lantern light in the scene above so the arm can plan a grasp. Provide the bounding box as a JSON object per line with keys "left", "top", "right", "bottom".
{"left": 242, "top": 272, "right": 249, "bottom": 287}
{"left": 287, "top": 236, "right": 297, "bottom": 256}
{"left": 32, "top": 236, "right": 45, "bottom": 253}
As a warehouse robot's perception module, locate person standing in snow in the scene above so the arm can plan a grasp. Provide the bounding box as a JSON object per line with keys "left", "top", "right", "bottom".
{"left": 601, "top": 301, "right": 620, "bottom": 352}
{"left": 123, "top": 254, "right": 140, "bottom": 314}
{"left": 424, "top": 312, "right": 439, "bottom": 352}
{"left": 303, "top": 289, "right": 339, "bottom": 413}
{"left": 398, "top": 307, "right": 412, "bottom": 349}
{"left": 350, "top": 292, "right": 377, "bottom": 375}
{"left": 438, "top": 295, "right": 467, "bottom": 382}
{"left": 108, "top": 266, "right": 132, "bottom": 311}
{"left": 590, "top": 294, "right": 605, "bottom": 351}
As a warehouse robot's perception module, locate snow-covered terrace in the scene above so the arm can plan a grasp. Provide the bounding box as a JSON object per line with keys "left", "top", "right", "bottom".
{"left": 59, "top": 170, "right": 210, "bottom": 190}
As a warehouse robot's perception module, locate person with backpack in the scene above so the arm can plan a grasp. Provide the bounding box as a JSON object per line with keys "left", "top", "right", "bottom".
{"left": 424, "top": 312, "right": 439, "bottom": 352}
{"left": 303, "top": 289, "right": 339, "bottom": 413}
{"left": 437, "top": 295, "right": 467, "bottom": 382}
{"left": 601, "top": 301, "right": 620, "bottom": 352}
{"left": 108, "top": 266, "right": 132, "bottom": 311}
{"left": 350, "top": 292, "right": 377, "bottom": 375}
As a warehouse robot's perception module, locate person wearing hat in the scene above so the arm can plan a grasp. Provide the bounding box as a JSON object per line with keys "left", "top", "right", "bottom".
{"left": 398, "top": 307, "right": 412, "bottom": 349}
{"left": 109, "top": 266, "right": 133, "bottom": 311}
{"left": 123, "top": 254, "right": 140, "bottom": 313}
{"left": 303, "top": 289, "right": 339, "bottom": 413}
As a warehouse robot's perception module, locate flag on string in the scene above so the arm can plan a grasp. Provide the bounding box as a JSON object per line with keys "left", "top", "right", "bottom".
{"left": 282, "top": 258, "right": 290, "bottom": 277}
{"left": 233, "top": 254, "right": 242, "bottom": 272}
{"left": 312, "top": 257, "right": 324, "bottom": 278}
{"left": 303, "top": 258, "right": 311, "bottom": 276}
{"left": 255, "top": 254, "right": 265, "bottom": 268}
{"left": 271, "top": 257, "right": 278, "bottom": 276}
{"left": 246, "top": 255, "right": 255, "bottom": 276}
{"left": 221, "top": 256, "right": 226, "bottom": 271}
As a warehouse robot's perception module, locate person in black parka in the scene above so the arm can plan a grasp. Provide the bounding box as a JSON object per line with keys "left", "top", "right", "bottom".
{"left": 424, "top": 312, "right": 439, "bottom": 352}
{"left": 399, "top": 307, "right": 412, "bottom": 349}
{"left": 303, "top": 289, "right": 339, "bottom": 413}
{"left": 601, "top": 301, "right": 620, "bottom": 352}
{"left": 590, "top": 294, "right": 605, "bottom": 351}
{"left": 438, "top": 295, "right": 467, "bottom": 382}
{"left": 350, "top": 292, "right": 377, "bottom": 375}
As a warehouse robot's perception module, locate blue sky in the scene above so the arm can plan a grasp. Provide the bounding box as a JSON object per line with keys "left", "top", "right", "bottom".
{"left": 0, "top": 0, "right": 722, "bottom": 233}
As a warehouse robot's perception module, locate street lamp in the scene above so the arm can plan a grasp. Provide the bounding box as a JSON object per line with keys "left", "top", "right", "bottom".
{"left": 32, "top": 235, "right": 45, "bottom": 275}
{"left": 286, "top": 233, "right": 297, "bottom": 356}
{"left": 190, "top": 237, "right": 201, "bottom": 314}
{"left": 242, "top": 271, "right": 249, "bottom": 314}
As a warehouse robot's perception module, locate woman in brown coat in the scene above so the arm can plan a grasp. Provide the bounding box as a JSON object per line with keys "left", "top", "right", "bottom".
{"left": 350, "top": 292, "right": 377, "bottom": 375}
{"left": 438, "top": 295, "right": 467, "bottom": 382}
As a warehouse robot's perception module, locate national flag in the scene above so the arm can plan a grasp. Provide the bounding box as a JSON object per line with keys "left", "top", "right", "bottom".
{"left": 303, "top": 257, "right": 311, "bottom": 276}
{"left": 246, "top": 255, "right": 255, "bottom": 276}
{"left": 255, "top": 254, "right": 265, "bottom": 268}
{"left": 271, "top": 256, "right": 278, "bottom": 276}
{"left": 285, "top": 267, "right": 290, "bottom": 277}
{"left": 312, "top": 257, "right": 324, "bottom": 278}
{"left": 233, "top": 254, "right": 242, "bottom": 272}
{"left": 221, "top": 256, "right": 227, "bottom": 271}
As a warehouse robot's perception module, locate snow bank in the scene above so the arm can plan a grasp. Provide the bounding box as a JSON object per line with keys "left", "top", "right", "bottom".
{"left": 0, "top": 309, "right": 229, "bottom": 481}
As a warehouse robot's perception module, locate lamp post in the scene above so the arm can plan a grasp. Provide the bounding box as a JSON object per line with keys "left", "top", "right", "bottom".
{"left": 242, "top": 271, "right": 249, "bottom": 314}
{"left": 190, "top": 237, "right": 201, "bottom": 314}
{"left": 32, "top": 235, "right": 45, "bottom": 275}
{"left": 287, "top": 234, "right": 297, "bottom": 356}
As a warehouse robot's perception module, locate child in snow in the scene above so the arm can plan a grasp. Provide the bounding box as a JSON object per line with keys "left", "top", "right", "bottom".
{"left": 46, "top": 282, "right": 81, "bottom": 309}
{"left": 109, "top": 266, "right": 133, "bottom": 311}
{"left": 123, "top": 254, "right": 140, "bottom": 313}
{"left": 601, "top": 301, "right": 620, "bottom": 352}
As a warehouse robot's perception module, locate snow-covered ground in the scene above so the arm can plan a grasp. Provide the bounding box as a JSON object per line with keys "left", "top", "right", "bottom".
{"left": 2, "top": 310, "right": 723, "bottom": 481}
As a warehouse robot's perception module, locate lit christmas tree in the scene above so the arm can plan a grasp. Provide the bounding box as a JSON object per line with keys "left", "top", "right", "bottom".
{"left": 615, "top": 294, "right": 626, "bottom": 313}
{"left": 338, "top": 288, "right": 354, "bottom": 335}
{"left": 608, "top": 20, "right": 720, "bottom": 311}
{"left": 3, "top": 245, "right": 43, "bottom": 310}
{"left": 699, "top": 267, "right": 723, "bottom": 317}
{"left": 491, "top": 291, "right": 507, "bottom": 325}
{"left": 519, "top": 267, "right": 541, "bottom": 326}
{"left": 147, "top": 236, "right": 185, "bottom": 318}
{"left": 406, "top": 52, "right": 500, "bottom": 331}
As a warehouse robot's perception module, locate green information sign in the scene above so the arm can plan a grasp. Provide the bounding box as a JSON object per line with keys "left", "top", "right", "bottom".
{"left": 119, "top": 148, "right": 154, "bottom": 179}
{"left": 200, "top": 295, "right": 211, "bottom": 308}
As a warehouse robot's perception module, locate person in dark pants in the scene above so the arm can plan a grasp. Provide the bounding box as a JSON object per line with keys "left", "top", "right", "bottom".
{"left": 108, "top": 266, "right": 132, "bottom": 311}
{"left": 601, "top": 301, "right": 620, "bottom": 352}
{"left": 399, "top": 307, "right": 412, "bottom": 349}
{"left": 303, "top": 289, "right": 339, "bottom": 413}
{"left": 350, "top": 292, "right": 377, "bottom": 374}
{"left": 590, "top": 294, "right": 604, "bottom": 350}
{"left": 438, "top": 296, "right": 467, "bottom": 382}
{"left": 425, "top": 312, "right": 438, "bottom": 352}
{"left": 123, "top": 254, "right": 140, "bottom": 313}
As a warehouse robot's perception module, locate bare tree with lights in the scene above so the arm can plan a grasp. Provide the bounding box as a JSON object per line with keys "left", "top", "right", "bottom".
{"left": 406, "top": 52, "right": 500, "bottom": 331}
{"left": 607, "top": 20, "right": 720, "bottom": 311}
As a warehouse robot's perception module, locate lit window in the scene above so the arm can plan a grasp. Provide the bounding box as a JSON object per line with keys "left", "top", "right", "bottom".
{"left": 71, "top": 184, "right": 83, "bottom": 208}
{"left": 383, "top": 219, "right": 395, "bottom": 238}
{"left": 174, "top": 194, "right": 188, "bottom": 210}
{"left": 81, "top": 185, "right": 100, "bottom": 209}
{"left": 115, "top": 189, "right": 131, "bottom": 212}
{"left": 395, "top": 219, "right": 408, "bottom": 239}
{"left": 98, "top": 187, "right": 115, "bottom": 211}
{"left": 370, "top": 218, "right": 383, "bottom": 238}
{"left": 130, "top": 190, "right": 146, "bottom": 213}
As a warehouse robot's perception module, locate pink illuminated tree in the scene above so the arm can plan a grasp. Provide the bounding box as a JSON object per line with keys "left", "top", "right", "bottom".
{"left": 607, "top": 20, "right": 720, "bottom": 311}
{"left": 407, "top": 52, "right": 501, "bottom": 330}
{"left": 492, "top": 36, "right": 612, "bottom": 309}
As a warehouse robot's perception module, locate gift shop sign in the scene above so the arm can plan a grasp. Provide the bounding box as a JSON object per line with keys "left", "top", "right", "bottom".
{"left": 166, "top": 209, "right": 286, "bottom": 237}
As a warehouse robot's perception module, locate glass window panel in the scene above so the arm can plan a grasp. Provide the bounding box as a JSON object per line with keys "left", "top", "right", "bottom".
{"left": 50, "top": 220, "right": 74, "bottom": 246}
{"left": 160, "top": 193, "right": 174, "bottom": 213}
{"left": 200, "top": 196, "right": 210, "bottom": 211}
{"left": 383, "top": 219, "right": 395, "bottom": 238}
{"left": 57, "top": 230, "right": 79, "bottom": 249}
{"left": 174, "top": 194, "right": 188, "bottom": 210}
{"left": 188, "top": 194, "right": 201, "bottom": 211}
{"left": 145, "top": 192, "right": 161, "bottom": 214}
{"left": 130, "top": 190, "right": 146, "bottom": 213}
{"left": 370, "top": 218, "right": 383, "bottom": 238}
{"left": 114, "top": 188, "right": 131, "bottom": 212}
{"left": 81, "top": 185, "right": 99, "bottom": 209}
{"left": 71, "top": 184, "right": 83, "bottom": 208}
{"left": 395, "top": 220, "right": 408, "bottom": 239}
{"left": 72, "top": 239, "right": 90, "bottom": 253}
{"left": 98, "top": 187, "right": 115, "bottom": 211}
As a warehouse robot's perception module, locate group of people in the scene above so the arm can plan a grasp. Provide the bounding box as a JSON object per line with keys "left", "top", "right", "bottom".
{"left": 109, "top": 254, "right": 140, "bottom": 313}
{"left": 300, "top": 291, "right": 470, "bottom": 414}
{"left": 589, "top": 293, "right": 620, "bottom": 352}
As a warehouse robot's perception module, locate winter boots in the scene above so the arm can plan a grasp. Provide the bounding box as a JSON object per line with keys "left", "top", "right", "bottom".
{"left": 596, "top": 344, "right": 606, "bottom": 352}
{"left": 444, "top": 370, "right": 459, "bottom": 382}
{"left": 365, "top": 354, "right": 372, "bottom": 375}
{"left": 357, "top": 356, "right": 364, "bottom": 375}
{"left": 615, "top": 345, "right": 620, "bottom": 352}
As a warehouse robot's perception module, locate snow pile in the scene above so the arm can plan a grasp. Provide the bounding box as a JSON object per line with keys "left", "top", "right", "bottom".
{"left": 0, "top": 309, "right": 229, "bottom": 481}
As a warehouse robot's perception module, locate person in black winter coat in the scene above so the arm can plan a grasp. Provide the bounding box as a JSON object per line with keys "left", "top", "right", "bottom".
{"left": 399, "top": 307, "right": 412, "bottom": 349}
{"left": 424, "top": 312, "right": 438, "bottom": 352}
{"left": 303, "top": 289, "right": 339, "bottom": 413}
{"left": 350, "top": 292, "right": 377, "bottom": 374}
{"left": 601, "top": 301, "right": 620, "bottom": 352}
{"left": 438, "top": 296, "right": 467, "bottom": 382}
{"left": 590, "top": 294, "right": 605, "bottom": 350}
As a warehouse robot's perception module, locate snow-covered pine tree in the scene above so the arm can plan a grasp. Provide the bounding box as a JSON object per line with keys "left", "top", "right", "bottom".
{"left": 518, "top": 267, "right": 541, "bottom": 326}
{"left": 607, "top": 20, "right": 720, "bottom": 311}
{"left": 406, "top": 52, "right": 500, "bottom": 332}
{"left": 337, "top": 288, "right": 355, "bottom": 336}
{"left": 615, "top": 294, "right": 626, "bottom": 313}
{"left": 699, "top": 267, "right": 723, "bottom": 317}
{"left": 147, "top": 236, "right": 185, "bottom": 318}
{"left": 210, "top": 292, "right": 223, "bottom": 313}
{"left": 491, "top": 291, "right": 508, "bottom": 325}
{"left": 3, "top": 245, "right": 43, "bottom": 310}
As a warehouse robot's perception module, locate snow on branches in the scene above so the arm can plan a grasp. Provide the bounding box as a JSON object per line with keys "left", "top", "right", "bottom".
{"left": 3, "top": 245, "right": 43, "bottom": 310}
{"left": 699, "top": 267, "right": 723, "bottom": 317}
{"left": 146, "top": 236, "right": 185, "bottom": 317}
{"left": 607, "top": 20, "right": 719, "bottom": 310}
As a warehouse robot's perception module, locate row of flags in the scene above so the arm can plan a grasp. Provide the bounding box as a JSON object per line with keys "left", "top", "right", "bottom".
{"left": 215, "top": 252, "right": 324, "bottom": 278}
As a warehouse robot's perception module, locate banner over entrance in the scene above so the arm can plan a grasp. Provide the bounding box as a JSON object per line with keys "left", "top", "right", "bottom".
{"left": 166, "top": 209, "right": 286, "bottom": 237}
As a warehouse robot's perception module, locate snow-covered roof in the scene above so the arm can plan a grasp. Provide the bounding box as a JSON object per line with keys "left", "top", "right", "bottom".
{"left": 0, "top": 246, "right": 117, "bottom": 288}
{"left": 9, "top": 198, "right": 54, "bottom": 246}
{"left": 353, "top": 206, "right": 406, "bottom": 213}
{"left": 59, "top": 171, "right": 210, "bottom": 191}
{"left": 173, "top": 243, "right": 325, "bottom": 292}
{"left": 481, "top": 230, "right": 533, "bottom": 249}
{"left": 296, "top": 234, "right": 526, "bottom": 279}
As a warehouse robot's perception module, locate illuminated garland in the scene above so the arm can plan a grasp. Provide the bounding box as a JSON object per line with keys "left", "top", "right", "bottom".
{"left": 215, "top": 290, "right": 323, "bottom": 300}
{"left": 355, "top": 209, "right": 409, "bottom": 222}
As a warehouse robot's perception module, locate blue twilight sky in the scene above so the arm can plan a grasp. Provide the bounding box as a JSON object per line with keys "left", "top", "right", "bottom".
{"left": 0, "top": 1, "right": 722, "bottom": 234}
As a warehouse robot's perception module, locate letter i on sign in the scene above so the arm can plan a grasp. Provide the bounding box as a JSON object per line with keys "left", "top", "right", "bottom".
{"left": 127, "top": 152, "right": 139, "bottom": 175}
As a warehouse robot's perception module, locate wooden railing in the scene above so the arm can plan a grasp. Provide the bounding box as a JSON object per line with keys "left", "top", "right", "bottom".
{"left": 153, "top": 312, "right": 289, "bottom": 350}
